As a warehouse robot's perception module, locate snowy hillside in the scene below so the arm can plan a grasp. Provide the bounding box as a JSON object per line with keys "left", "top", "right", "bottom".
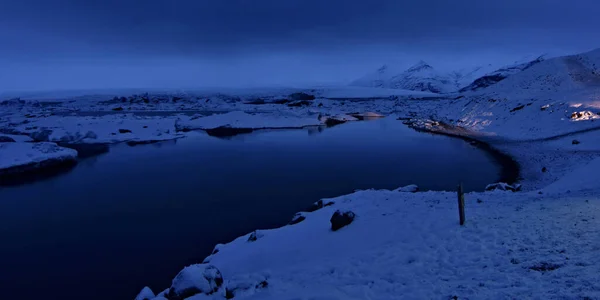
{"left": 459, "top": 55, "right": 546, "bottom": 92}
{"left": 468, "top": 48, "right": 600, "bottom": 97}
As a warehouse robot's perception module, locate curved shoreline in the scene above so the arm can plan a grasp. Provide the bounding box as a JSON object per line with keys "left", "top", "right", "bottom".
{"left": 408, "top": 125, "right": 521, "bottom": 185}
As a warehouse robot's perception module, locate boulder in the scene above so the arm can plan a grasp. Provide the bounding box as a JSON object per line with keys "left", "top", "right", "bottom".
{"left": 485, "top": 182, "right": 522, "bottom": 192}
{"left": 119, "top": 129, "right": 133, "bottom": 134}
{"left": 167, "top": 264, "right": 224, "bottom": 299}
{"left": 572, "top": 139, "right": 581, "bottom": 145}
{"left": 134, "top": 286, "right": 155, "bottom": 300}
{"left": 289, "top": 213, "right": 306, "bottom": 225}
{"left": 394, "top": 184, "right": 419, "bottom": 193}
{"left": 330, "top": 210, "right": 356, "bottom": 231}
{"left": 0, "top": 136, "right": 16, "bottom": 143}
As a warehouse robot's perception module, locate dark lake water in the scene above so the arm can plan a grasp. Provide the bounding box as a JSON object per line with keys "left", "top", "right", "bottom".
{"left": 0, "top": 118, "right": 501, "bottom": 300}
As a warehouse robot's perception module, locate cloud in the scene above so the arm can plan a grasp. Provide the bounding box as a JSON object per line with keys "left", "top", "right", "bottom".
{"left": 1, "top": 0, "right": 599, "bottom": 90}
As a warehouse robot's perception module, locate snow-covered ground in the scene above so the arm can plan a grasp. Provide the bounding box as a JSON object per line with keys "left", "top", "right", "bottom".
{"left": 0, "top": 142, "right": 77, "bottom": 176}
{"left": 2, "top": 48, "right": 600, "bottom": 300}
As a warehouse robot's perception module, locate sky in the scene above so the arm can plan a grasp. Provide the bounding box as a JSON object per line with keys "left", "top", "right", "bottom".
{"left": 1, "top": 0, "right": 599, "bottom": 92}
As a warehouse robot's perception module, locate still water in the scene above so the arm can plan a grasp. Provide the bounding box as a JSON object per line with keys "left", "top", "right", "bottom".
{"left": 0, "top": 118, "right": 501, "bottom": 300}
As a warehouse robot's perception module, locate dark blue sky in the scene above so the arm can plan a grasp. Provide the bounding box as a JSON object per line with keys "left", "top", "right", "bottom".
{"left": 1, "top": 0, "right": 599, "bottom": 91}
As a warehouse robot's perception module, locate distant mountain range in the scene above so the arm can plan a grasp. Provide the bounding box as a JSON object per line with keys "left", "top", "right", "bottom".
{"left": 350, "top": 55, "right": 548, "bottom": 94}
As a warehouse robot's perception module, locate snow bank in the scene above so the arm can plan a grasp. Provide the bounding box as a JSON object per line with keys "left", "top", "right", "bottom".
{"left": 0, "top": 142, "right": 77, "bottom": 170}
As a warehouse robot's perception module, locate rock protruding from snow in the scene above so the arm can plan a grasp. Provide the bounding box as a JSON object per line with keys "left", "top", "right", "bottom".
{"left": 485, "top": 182, "right": 522, "bottom": 192}
{"left": 0, "top": 136, "right": 16, "bottom": 143}
{"left": 133, "top": 286, "right": 155, "bottom": 300}
{"left": 570, "top": 111, "right": 598, "bottom": 121}
{"left": 330, "top": 210, "right": 356, "bottom": 231}
{"left": 394, "top": 184, "right": 419, "bottom": 193}
{"left": 167, "top": 264, "right": 224, "bottom": 299}
{"left": 247, "top": 230, "right": 264, "bottom": 242}
{"left": 307, "top": 199, "right": 335, "bottom": 212}
{"left": 289, "top": 212, "right": 306, "bottom": 225}
{"left": 318, "top": 114, "right": 358, "bottom": 127}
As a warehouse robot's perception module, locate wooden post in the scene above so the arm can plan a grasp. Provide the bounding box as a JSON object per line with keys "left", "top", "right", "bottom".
{"left": 457, "top": 183, "right": 465, "bottom": 225}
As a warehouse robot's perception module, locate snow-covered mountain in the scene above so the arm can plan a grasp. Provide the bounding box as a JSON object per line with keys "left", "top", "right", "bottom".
{"left": 350, "top": 61, "right": 496, "bottom": 94}
{"left": 350, "top": 56, "right": 548, "bottom": 94}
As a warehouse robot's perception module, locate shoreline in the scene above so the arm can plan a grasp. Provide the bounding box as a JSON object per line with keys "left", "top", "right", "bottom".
{"left": 406, "top": 121, "right": 521, "bottom": 185}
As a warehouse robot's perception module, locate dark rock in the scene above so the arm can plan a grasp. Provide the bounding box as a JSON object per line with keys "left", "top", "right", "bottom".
{"left": 118, "top": 129, "right": 132, "bottom": 134}
{"left": 485, "top": 182, "right": 522, "bottom": 192}
{"left": 143, "top": 125, "right": 148, "bottom": 128}
{"left": 307, "top": 199, "right": 335, "bottom": 212}
{"left": 529, "top": 262, "right": 561, "bottom": 272}
{"left": 205, "top": 126, "right": 253, "bottom": 137}
{"left": 289, "top": 213, "right": 306, "bottom": 225}
{"left": 272, "top": 99, "right": 291, "bottom": 105}
{"left": 318, "top": 103, "right": 323, "bottom": 107}
{"left": 510, "top": 105, "right": 525, "bottom": 113}
{"left": 30, "top": 129, "right": 53, "bottom": 142}
{"left": 225, "top": 288, "right": 235, "bottom": 299}
{"left": 572, "top": 139, "right": 581, "bottom": 145}
{"left": 542, "top": 167, "right": 547, "bottom": 173}
{"left": 244, "top": 98, "right": 267, "bottom": 105}
{"left": 289, "top": 92, "right": 315, "bottom": 101}
{"left": 324, "top": 118, "right": 346, "bottom": 127}
{"left": 330, "top": 210, "right": 356, "bottom": 231}
{"left": 126, "top": 140, "right": 171, "bottom": 147}
{"left": 112, "top": 107, "right": 124, "bottom": 111}
{"left": 0, "top": 136, "right": 16, "bottom": 143}
{"left": 255, "top": 280, "right": 268, "bottom": 289}
{"left": 287, "top": 100, "right": 312, "bottom": 107}
{"left": 247, "top": 230, "right": 263, "bottom": 242}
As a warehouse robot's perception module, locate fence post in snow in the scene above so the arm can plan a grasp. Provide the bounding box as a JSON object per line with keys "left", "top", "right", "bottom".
{"left": 457, "top": 183, "right": 465, "bottom": 226}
